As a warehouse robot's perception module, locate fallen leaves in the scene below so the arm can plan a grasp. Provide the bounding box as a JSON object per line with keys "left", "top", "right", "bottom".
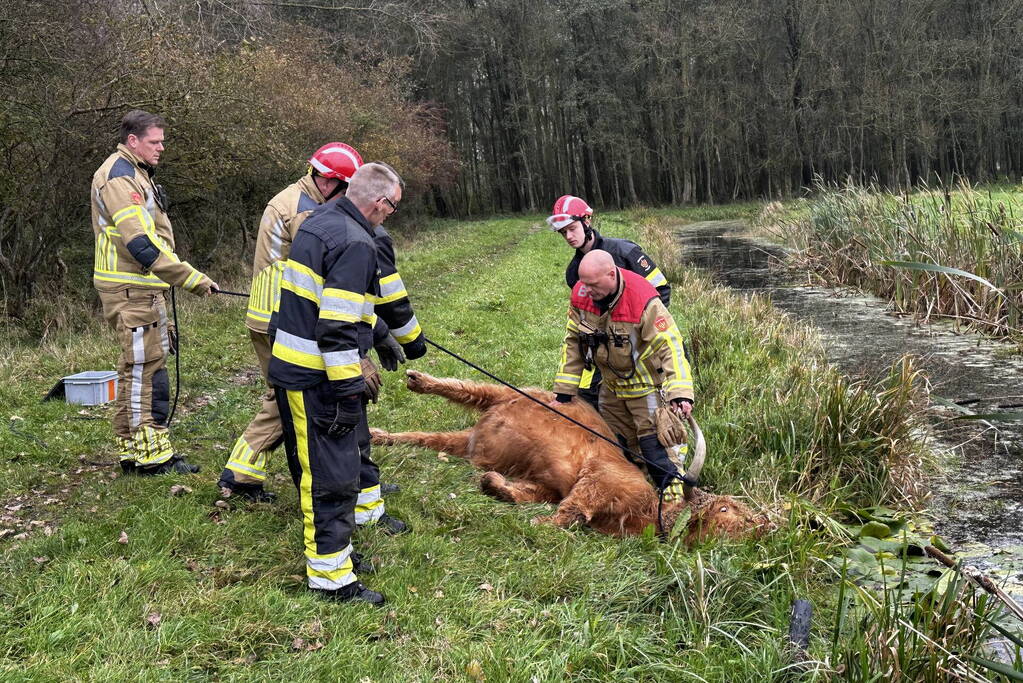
{"left": 169, "top": 485, "right": 193, "bottom": 497}
{"left": 117, "top": 530, "right": 128, "bottom": 544}
{"left": 291, "top": 637, "right": 324, "bottom": 652}
{"left": 145, "top": 612, "right": 161, "bottom": 629}
{"left": 478, "top": 582, "right": 494, "bottom": 592}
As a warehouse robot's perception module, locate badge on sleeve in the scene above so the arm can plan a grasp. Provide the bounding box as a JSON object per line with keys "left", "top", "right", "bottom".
{"left": 655, "top": 316, "right": 668, "bottom": 331}
{"left": 131, "top": 192, "right": 143, "bottom": 204}
{"left": 638, "top": 256, "right": 650, "bottom": 270}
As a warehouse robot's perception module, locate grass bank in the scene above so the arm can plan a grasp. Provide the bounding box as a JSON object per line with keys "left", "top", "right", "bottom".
{"left": 759, "top": 182, "right": 1023, "bottom": 344}
{"left": 0, "top": 206, "right": 984, "bottom": 680}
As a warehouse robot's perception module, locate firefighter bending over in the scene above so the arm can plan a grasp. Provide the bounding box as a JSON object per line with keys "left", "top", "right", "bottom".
{"left": 547, "top": 195, "right": 670, "bottom": 411}
{"left": 551, "top": 249, "right": 694, "bottom": 501}
{"left": 268, "top": 162, "right": 412, "bottom": 605}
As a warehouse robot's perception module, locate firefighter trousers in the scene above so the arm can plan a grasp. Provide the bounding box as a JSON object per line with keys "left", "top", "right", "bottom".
{"left": 98, "top": 288, "right": 174, "bottom": 467}
{"left": 598, "top": 385, "right": 688, "bottom": 497}
{"left": 277, "top": 384, "right": 361, "bottom": 591}
{"left": 221, "top": 334, "right": 387, "bottom": 524}
{"left": 220, "top": 330, "right": 283, "bottom": 486}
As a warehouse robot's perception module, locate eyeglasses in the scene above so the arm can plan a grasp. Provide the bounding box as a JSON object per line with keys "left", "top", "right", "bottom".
{"left": 380, "top": 196, "right": 398, "bottom": 214}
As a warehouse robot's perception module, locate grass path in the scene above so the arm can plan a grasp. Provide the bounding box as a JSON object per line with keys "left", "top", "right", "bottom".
{"left": 0, "top": 207, "right": 926, "bottom": 680}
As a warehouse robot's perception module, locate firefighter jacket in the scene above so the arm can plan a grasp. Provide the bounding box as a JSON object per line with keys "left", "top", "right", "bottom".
{"left": 565, "top": 230, "right": 671, "bottom": 307}
{"left": 91, "top": 144, "right": 212, "bottom": 294}
{"left": 246, "top": 174, "right": 326, "bottom": 333}
{"left": 554, "top": 268, "right": 693, "bottom": 402}
{"left": 268, "top": 197, "right": 380, "bottom": 398}
{"left": 372, "top": 225, "right": 426, "bottom": 359}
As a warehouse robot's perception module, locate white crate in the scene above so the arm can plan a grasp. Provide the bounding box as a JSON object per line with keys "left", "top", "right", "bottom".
{"left": 64, "top": 370, "right": 118, "bottom": 405}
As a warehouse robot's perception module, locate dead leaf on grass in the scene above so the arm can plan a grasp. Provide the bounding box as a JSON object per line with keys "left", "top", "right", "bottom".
{"left": 169, "top": 485, "right": 193, "bottom": 497}
{"left": 478, "top": 582, "right": 494, "bottom": 592}
{"left": 32, "top": 556, "right": 49, "bottom": 564}
{"left": 117, "top": 531, "right": 128, "bottom": 544}
{"left": 145, "top": 612, "right": 161, "bottom": 629}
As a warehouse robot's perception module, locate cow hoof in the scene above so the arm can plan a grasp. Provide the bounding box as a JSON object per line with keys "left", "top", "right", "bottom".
{"left": 480, "top": 471, "right": 515, "bottom": 503}
{"left": 405, "top": 370, "right": 427, "bottom": 392}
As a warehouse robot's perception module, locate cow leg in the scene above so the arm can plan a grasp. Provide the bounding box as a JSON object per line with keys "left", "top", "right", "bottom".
{"left": 369, "top": 428, "right": 471, "bottom": 457}
{"left": 405, "top": 370, "right": 519, "bottom": 411}
{"left": 480, "top": 471, "right": 560, "bottom": 504}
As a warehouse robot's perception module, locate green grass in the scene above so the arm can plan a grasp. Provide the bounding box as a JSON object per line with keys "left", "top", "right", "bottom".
{"left": 0, "top": 206, "right": 981, "bottom": 680}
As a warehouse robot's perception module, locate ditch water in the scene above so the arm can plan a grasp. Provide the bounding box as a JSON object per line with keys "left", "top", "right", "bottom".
{"left": 678, "top": 219, "right": 1023, "bottom": 591}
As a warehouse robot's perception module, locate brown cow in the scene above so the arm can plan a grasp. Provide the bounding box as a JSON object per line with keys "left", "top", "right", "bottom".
{"left": 370, "top": 370, "right": 770, "bottom": 542}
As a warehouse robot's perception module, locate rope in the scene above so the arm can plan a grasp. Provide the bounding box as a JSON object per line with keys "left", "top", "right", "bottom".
{"left": 168, "top": 286, "right": 181, "bottom": 426}
{"left": 423, "top": 335, "right": 694, "bottom": 536}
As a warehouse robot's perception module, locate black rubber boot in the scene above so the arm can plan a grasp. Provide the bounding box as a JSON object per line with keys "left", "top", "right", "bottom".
{"left": 218, "top": 479, "right": 277, "bottom": 503}
{"left": 312, "top": 582, "right": 385, "bottom": 606}
{"left": 376, "top": 513, "right": 409, "bottom": 535}
{"left": 351, "top": 551, "right": 375, "bottom": 574}
{"left": 119, "top": 461, "right": 137, "bottom": 475}
{"left": 136, "top": 455, "right": 200, "bottom": 476}
{"left": 380, "top": 482, "right": 401, "bottom": 496}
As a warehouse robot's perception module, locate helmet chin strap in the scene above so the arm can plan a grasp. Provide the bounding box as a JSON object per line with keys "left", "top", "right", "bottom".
{"left": 313, "top": 172, "right": 348, "bottom": 202}
{"left": 581, "top": 219, "right": 594, "bottom": 245}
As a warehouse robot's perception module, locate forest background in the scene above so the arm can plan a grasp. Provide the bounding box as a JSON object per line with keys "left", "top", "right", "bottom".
{"left": 3, "top": 0, "right": 1023, "bottom": 330}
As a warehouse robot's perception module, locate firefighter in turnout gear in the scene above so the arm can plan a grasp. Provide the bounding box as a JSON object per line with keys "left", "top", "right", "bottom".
{"left": 551, "top": 249, "right": 694, "bottom": 502}
{"left": 268, "top": 162, "right": 421, "bottom": 605}
{"left": 217, "top": 142, "right": 363, "bottom": 503}
{"left": 91, "top": 110, "right": 217, "bottom": 475}
{"left": 547, "top": 195, "right": 670, "bottom": 411}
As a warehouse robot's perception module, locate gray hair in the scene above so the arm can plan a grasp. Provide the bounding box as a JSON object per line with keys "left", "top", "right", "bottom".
{"left": 120, "top": 109, "right": 166, "bottom": 143}
{"left": 346, "top": 162, "right": 402, "bottom": 206}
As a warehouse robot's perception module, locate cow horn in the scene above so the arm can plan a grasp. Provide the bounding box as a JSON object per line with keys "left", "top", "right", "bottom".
{"left": 682, "top": 415, "right": 706, "bottom": 502}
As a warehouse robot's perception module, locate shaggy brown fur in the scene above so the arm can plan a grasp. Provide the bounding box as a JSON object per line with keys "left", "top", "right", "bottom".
{"left": 371, "top": 371, "right": 770, "bottom": 542}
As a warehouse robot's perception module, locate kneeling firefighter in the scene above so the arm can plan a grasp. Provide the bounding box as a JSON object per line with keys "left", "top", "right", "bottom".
{"left": 551, "top": 249, "right": 694, "bottom": 500}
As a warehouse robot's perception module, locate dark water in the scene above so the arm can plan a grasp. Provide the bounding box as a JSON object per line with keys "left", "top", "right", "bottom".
{"left": 678, "top": 220, "right": 1023, "bottom": 549}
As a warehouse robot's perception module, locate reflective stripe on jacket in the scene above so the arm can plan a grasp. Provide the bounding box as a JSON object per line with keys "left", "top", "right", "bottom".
{"left": 565, "top": 230, "right": 671, "bottom": 306}
{"left": 268, "top": 197, "right": 378, "bottom": 396}
{"left": 371, "top": 226, "right": 425, "bottom": 355}
{"left": 554, "top": 268, "right": 693, "bottom": 401}
{"left": 246, "top": 174, "right": 325, "bottom": 332}
{"left": 90, "top": 145, "right": 211, "bottom": 293}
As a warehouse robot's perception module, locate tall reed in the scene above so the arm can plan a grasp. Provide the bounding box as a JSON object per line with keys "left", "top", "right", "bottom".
{"left": 768, "top": 180, "right": 1023, "bottom": 340}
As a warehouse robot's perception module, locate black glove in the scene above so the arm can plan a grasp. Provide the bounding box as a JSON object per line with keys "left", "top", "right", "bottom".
{"left": 167, "top": 325, "right": 178, "bottom": 355}
{"left": 314, "top": 396, "right": 362, "bottom": 438}
{"left": 374, "top": 335, "right": 406, "bottom": 372}
{"left": 554, "top": 393, "right": 573, "bottom": 404}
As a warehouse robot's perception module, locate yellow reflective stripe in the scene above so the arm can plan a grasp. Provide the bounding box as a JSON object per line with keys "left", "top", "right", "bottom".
{"left": 662, "top": 378, "right": 695, "bottom": 393}
{"left": 183, "top": 270, "right": 203, "bottom": 291}
{"left": 272, "top": 342, "right": 325, "bottom": 371}
{"left": 319, "top": 310, "right": 361, "bottom": 323}
{"left": 579, "top": 366, "right": 596, "bottom": 389}
{"left": 93, "top": 269, "right": 168, "bottom": 287}
{"left": 246, "top": 308, "right": 272, "bottom": 322}
{"left": 325, "top": 363, "right": 362, "bottom": 381}
{"left": 555, "top": 373, "right": 581, "bottom": 385}
{"left": 286, "top": 390, "right": 318, "bottom": 563}
{"left": 281, "top": 277, "right": 320, "bottom": 304}
{"left": 392, "top": 322, "right": 421, "bottom": 344}
{"left": 289, "top": 260, "right": 325, "bottom": 287}
{"left": 645, "top": 268, "right": 668, "bottom": 287}
{"left": 608, "top": 384, "right": 657, "bottom": 398}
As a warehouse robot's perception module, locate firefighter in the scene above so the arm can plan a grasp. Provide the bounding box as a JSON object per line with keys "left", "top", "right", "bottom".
{"left": 91, "top": 109, "right": 217, "bottom": 475}
{"left": 551, "top": 249, "right": 694, "bottom": 501}
{"left": 546, "top": 195, "right": 670, "bottom": 410}
{"left": 269, "top": 162, "right": 416, "bottom": 604}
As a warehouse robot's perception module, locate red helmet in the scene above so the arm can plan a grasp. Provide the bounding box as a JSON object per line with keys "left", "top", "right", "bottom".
{"left": 308, "top": 142, "right": 363, "bottom": 181}
{"left": 546, "top": 195, "right": 593, "bottom": 230}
